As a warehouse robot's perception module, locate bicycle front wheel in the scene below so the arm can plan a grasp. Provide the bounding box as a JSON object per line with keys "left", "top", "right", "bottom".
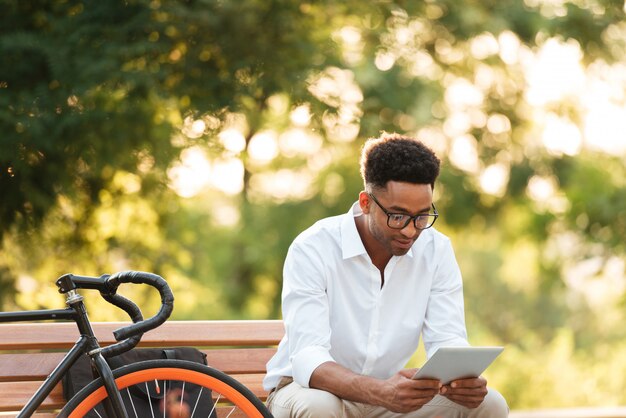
{"left": 59, "top": 359, "right": 273, "bottom": 418}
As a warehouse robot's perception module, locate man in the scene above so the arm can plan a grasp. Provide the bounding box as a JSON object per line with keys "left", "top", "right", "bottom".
{"left": 264, "top": 133, "right": 508, "bottom": 417}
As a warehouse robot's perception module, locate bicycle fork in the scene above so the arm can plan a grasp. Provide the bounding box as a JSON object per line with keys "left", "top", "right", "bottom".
{"left": 90, "top": 351, "right": 129, "bottom": 418}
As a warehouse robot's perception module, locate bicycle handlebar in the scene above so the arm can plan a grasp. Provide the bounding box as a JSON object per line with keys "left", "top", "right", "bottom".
{"left": 57, "top": 271, "right": 174, "bottom": 357}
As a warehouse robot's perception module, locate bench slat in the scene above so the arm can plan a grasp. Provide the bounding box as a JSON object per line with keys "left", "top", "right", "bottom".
{"left": 205, "top": 347, "right": 276, "bottom": 374}
{"left": 0, "top": 348, "right": 276, "bottom": 382}
{"left": 0, "top": 382, "right": 63, "bottom": 412}
{"left": 0, "top": 320, "right": 283, "bottom": 350}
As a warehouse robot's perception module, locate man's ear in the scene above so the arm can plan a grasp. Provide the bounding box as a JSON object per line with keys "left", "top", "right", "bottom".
{"left": 359, "top": 191, "right": 371, "bottom": 214}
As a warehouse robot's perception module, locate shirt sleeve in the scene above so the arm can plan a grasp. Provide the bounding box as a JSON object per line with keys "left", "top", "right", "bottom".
{"left": 282, "top": 239, "right": 336, "bottom": 387}
{"left": 422, "top": 237, "right": 469, "bottom": 358}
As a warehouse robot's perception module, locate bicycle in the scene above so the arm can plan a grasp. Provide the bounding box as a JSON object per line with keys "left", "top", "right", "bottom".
{"left": 0, "top": 270, "right": 273, "bottom": 418}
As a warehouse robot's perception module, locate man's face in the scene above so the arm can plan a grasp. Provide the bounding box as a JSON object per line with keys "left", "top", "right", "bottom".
{"left": 362, "top": 181, "right": 434, "bottom": 257}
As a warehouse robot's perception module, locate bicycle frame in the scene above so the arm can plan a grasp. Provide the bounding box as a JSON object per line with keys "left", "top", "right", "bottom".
{"left": 0, "top": 290, "right": 129, "bottom": 417}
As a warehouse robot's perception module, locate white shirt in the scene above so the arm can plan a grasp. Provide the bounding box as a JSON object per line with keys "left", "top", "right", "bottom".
{"left": 263, "top": 202, "right": 468, "bottom": 391}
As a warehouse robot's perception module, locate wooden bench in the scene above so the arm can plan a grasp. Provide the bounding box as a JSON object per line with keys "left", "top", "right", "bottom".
{"left": 0, "top": 320, "right": 284, "bottom": 417}
{"left": 4, "top": 320, "right": 626, "bottom": 418}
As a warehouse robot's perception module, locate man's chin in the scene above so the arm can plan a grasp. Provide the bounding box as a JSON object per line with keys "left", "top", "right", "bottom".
{"left": 390, "top": 239, "right": 414, "bottom": 255}
{"left": 391, "top": 246, "right": 411, "bottom": 256}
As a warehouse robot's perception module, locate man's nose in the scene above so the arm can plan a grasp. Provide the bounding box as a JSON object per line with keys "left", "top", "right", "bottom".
{"left": 400, "top": 220, "right": 419, "bottom": 238}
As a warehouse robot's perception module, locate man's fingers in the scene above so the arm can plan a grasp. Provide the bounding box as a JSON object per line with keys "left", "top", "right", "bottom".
{"left": 407, "top": 386, "right": 440, "bottom": 401}
{"left": 444, "top": 390, "right": 486, "bottom": 400}
{"left": 443, "top": 393, "right": 485, "bottom": 408}
{"left": 449, "top": 376, "right": 486, "bottom": 388}
{"left": 442, "top": 386, "right": 488, "bottom": 396}
{"left": 399, "top": 368, "right": 418, "bottom": 379}
{"left": 413, "top": 378, "right": 441, "bottom": 389}
{"left": 392, "top": 387, "right": 439, "bottom": 413}
{"left": 439, "top": 380, "right": 488, "bottom": 409}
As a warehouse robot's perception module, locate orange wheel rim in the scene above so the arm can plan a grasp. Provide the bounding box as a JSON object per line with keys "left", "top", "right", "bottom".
{"left": 68, "top": 367, "right": 263, "bottom": 418}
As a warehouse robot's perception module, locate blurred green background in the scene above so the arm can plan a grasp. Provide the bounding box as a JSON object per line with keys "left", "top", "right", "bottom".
{"left": 1, "top": 0, "right": 625, "bottom": 410}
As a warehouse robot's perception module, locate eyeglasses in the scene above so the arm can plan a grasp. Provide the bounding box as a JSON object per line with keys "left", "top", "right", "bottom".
{"left": 367, "top": 193, "right": 439, "bottom": 230}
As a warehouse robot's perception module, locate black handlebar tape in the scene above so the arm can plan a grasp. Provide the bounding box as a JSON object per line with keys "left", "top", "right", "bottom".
{"left": 100, "top": 333, "right": 142, "bottom": 358}
{"left": 98, "top": 292, "right": 144, "bottom": 358}
{"left": 101, "top": 292, "right": 144, "bottom": 325}
{"left": 105, "top": 271, "right": 174, "bottom": 341}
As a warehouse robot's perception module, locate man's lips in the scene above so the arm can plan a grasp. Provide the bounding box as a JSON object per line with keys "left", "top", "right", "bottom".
{"left": 393, "top": 238, "right": 414, "bottom": 249}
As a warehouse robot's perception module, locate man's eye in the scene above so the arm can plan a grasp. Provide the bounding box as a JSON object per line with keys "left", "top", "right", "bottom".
{"left": 389, "top": 214, "right": 408, "bottom": 222}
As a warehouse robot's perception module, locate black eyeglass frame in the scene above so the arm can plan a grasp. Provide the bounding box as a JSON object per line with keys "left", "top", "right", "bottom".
{"left": 367, "top": 193, "right": 439, "bottom": 230}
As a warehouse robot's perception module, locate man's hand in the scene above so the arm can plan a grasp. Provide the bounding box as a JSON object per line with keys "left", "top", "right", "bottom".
{"left": 439, "top": 376, "right": 488, "bottom": 409}
{"left": 379, "top": 369, "right": 440, "bottom": 413}
{"left": 309, "top": 362, "right": 440, "bottom": 413}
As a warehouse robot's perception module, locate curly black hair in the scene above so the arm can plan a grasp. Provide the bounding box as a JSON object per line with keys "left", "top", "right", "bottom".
{"left": 359, "top": 132, "right": 440, "bottom": 190}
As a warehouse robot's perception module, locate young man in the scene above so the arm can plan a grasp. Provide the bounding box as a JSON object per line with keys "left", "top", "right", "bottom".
{"left": 264, "top": 133, "right": 508, "bottom": 417}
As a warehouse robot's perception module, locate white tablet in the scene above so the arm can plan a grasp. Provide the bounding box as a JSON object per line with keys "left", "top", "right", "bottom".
{"left": 412, "top": 346, "right": 504, "bottom": 384}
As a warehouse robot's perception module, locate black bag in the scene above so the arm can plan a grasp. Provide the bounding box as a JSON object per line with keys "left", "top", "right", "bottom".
{"left": 63, "top": 347, "right": 217, "bottom": 418}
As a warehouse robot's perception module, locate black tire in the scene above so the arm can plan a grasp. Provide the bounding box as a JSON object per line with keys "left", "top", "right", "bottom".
{"left": 59, "top": 359, "right": 273, "bottom": 418}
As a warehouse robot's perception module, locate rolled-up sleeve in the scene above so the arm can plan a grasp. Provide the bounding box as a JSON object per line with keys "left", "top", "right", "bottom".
{"left": 282, "top": 240, "right": 336, "bottom": 387}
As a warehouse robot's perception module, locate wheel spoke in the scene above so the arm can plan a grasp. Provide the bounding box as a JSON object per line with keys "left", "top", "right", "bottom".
{"left": 124, "top": 387, "right": 139, "bottom": 418}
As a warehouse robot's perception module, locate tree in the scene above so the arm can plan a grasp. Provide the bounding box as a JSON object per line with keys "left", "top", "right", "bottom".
{"left": 0, "top": 0, "right": 346, "bottom": 310}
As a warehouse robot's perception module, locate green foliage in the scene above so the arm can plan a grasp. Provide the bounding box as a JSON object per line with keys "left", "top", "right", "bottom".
{"left": 2, "top": 0, "right": 626, "bottom": 410}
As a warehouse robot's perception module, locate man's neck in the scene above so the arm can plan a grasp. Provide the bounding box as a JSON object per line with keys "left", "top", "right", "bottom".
{"left": 354, "top": 215, "right": 392, "bottom": 273}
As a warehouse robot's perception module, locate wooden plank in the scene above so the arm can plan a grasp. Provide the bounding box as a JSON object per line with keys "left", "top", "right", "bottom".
{"left": 0, "top": 353, "right": 64, "bottom": 382}
{"left": 0, "top": 320, "right": 284, "bottom": 350}
{"left": 204, "top": 347, "right": 276, "bottom": 374}
{"left": 0, "top": 382, "right": 63, "bottom": 412}
{"left": 0, "top": 348, "right": 276, "bottom": 382}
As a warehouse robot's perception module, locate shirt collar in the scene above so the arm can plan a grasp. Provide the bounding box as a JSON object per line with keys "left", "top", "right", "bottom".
{"left": 341, "top": 201, "right": 414, "bottom": 260}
